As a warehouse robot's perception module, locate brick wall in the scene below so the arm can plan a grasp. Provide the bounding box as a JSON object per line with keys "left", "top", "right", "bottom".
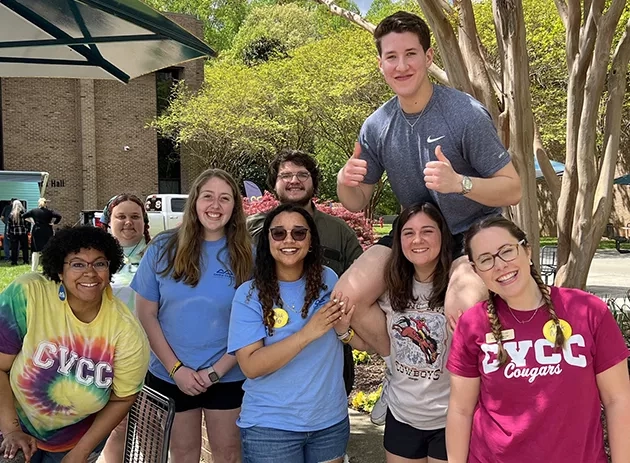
{"left": 0, "top": 14, "right": 208, "bottom": 221}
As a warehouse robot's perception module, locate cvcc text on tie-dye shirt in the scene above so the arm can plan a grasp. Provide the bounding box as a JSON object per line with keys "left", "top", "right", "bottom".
{"left": 0, "top": 273, "right": 149, "bottom": 452}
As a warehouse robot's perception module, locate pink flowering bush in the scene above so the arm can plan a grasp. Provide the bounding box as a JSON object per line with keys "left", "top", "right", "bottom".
{"left": 243, "top": 191, "right": 375, "bottom": 249}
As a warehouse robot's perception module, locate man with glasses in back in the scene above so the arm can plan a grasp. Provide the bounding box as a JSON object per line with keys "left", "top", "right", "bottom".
{"left": 247, "top": 149, "right": 364, "bottom": 401}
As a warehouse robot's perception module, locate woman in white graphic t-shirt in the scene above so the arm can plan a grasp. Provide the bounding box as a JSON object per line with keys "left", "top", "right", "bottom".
{"left": 361, "top": 202, "right": 454, "bottom": 463}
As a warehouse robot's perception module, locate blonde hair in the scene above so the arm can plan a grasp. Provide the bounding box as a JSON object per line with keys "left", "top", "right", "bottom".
{"left": 10, "top": 200, "right": 24, "bottom": 222}
{"left": 38, "top": 198, "right": 47, "bottom": 208}
{"left": 158, "top": 169, "right": 253, "bottom": 287}
{"left": 465, "top": 217, "right": 566, "bottom": 366}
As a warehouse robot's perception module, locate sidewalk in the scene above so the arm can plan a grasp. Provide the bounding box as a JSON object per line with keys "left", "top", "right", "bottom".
{"left": 347, "top": 408, "right": 385, "bottom": 463}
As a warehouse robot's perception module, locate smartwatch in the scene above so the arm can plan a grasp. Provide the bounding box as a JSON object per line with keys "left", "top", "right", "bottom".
{"left": 207, "top": 366, "right": 220, "bottom": 385}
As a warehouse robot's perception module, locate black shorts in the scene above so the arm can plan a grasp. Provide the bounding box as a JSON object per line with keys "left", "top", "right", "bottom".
{"left": 377, "top": 217, "right": 465, "bottom": 260}
{"left": 383, "top": 409, "right": 447, "bottom": 460}
{"left": 146, "top": 372, "right": 245, "bottom": 413}
{"left": 343, "top": 343, "right": 355, "bottom": 396}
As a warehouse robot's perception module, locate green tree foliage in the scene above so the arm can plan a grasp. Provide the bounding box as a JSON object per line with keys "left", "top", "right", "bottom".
{"left": 152, "top": 28, "right": 391, "bottom": 199}
{"left": 142, "top": 0, "right": 249, "bottom": 51}
{"left": 226, "top": 4, "right": 323, "bottom": 62}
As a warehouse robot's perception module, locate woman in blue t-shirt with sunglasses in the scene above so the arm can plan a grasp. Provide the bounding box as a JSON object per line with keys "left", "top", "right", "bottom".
{"left": 228, "top": 204, "right": 370, "bottom": 463}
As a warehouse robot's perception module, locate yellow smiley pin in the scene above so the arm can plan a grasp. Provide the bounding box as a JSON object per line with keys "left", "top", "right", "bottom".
{"left": 542, "top": 319, "right": 572, "bottom": 343}
{"left": 273, "top": 308, "right": 289, "bottom": 328}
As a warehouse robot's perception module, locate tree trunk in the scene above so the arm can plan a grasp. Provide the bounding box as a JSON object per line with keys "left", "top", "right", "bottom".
{"left": 493, "top": 0, "right": 539, "bottom": 261}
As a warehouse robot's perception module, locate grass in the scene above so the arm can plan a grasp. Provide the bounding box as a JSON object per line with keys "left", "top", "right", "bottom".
{"left": 0, "top": 261, "right": 33, "bottom": 292}
{"left": 372, "top": 224, "right": 392, "bottom": 237}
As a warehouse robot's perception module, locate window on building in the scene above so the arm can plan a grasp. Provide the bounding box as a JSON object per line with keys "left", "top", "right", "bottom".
{"left": 156, "top": 69, "right": 182, "bottom": 193}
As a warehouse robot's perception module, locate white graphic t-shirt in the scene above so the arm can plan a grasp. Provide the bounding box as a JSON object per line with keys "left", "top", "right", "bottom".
{"left": 379, "top": 280, "right": 450, "bottom": 430}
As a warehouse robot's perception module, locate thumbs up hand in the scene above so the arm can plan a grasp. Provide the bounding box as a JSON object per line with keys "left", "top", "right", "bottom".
{"left": 424, "top": 145, "right": 463, "bottom": 194}
{"left": 338, "top": 141, "right": 368, "bottom": 188}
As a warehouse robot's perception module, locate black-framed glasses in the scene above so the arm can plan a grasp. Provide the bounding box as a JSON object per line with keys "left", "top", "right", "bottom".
{"left": 473, "top": 239, "right": 525, "bottom": 272}
{"left": 64, "top": 259, "right": 110, "bottom": 272}
{"left": 270, "top": 226, "right": 309, "bottom": 242}
{"left": 278, "top": 172, "right": 311, "bottom": 182}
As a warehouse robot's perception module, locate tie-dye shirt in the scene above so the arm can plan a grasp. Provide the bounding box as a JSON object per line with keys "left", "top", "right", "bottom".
{"left": 0, "top": 273, "right": 150, "bottom": 452}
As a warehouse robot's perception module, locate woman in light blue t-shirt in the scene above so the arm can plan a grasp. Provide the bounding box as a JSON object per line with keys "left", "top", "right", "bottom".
{"left": 228, "top": 204, "right": 371, "bottom": 463}
{"left": 131, "top": 169, "right": 254, "bottom": 463}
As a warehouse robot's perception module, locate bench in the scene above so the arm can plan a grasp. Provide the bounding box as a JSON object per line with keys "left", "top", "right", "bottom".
{"left": 123, "top": 385, "right": 175, "bottom": 463}
{"left": 605, "top": 223, "right": 630, "bottom": 254}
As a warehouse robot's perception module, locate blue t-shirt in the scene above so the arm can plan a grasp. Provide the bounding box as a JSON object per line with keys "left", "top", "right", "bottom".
{"left": 228, "top": 266, "right": 346, "bottom": 432}
{"left": 131, "top": 234, "right": 245, "bottom": 384}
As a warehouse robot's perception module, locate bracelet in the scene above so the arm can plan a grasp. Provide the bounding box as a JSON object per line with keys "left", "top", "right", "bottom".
{"left": 169, "top": 360, "right": 183, "bottom": 378}
{"left": 337, "top": 328, "right": 355, "bottom": 344}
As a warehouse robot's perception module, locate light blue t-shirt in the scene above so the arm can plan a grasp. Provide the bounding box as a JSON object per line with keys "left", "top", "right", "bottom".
{"left": 228, "top": 266, "right": 346, "bottom": 432}
{"left": 131, "top": 234, "right": 245, "bottom": 384}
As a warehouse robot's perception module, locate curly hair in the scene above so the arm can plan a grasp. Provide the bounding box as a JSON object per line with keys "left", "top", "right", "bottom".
{"left": 99, "top": 194, "right": 151, "bottom": 244}
{"left": 385, "top": 203, "right": 453, "bottom": 312}
{"left": 465, "top": 216, "right": 565, "bottom": 366}
{"left": 266, "top": 149, "right": 320, "bottom": 196}
{"left": 251, "top": 204, "right": 326, "bottom": 336}
{"left": 157, "top": 169, "right": 253, "bottom": 288}
{"left": 41, "top": 225, "right": 124, "bottom": 283}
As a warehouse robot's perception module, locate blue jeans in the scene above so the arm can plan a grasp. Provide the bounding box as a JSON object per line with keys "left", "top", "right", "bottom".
{"left": 241, "top": 416, "right": 349, "bottom": 463}
{"left": 30, "top": 439, "right": 106, "bottom": 463}
{"left": 3, "top": 234, "right": 10, "bottom": 261}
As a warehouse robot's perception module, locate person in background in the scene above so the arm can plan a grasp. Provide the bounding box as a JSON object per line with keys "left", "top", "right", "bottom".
{"left": 0, "top": 226, "right": 149, "bottom": 463}
{"left": 446, "top": 217, "right": 630, "bottom": 462}
{"left": 1, "top": 198, "right": 17, "bottom": 262}
{"left": 23, "top": 198, "right": 62, "bottom": 271}
{"left": 132, "top": 169, "right": 253, "bottom": 463}
{"left": 247, "top": 149, "right": 364, "bottom": 397}
{"left": 230, "top": 204, "right": 376, "bottom": 463}
{"left": 99, "top": 193, "right": 151, "bottom": 463}
{"left": 6, "top": 200, "right": 29, "bottom": 266}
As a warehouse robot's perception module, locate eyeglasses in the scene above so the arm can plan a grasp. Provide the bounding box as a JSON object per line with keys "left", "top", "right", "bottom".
{"left": 270, "top": 226, "right": 309, "bottom": 242}
{"left": 473, "top": 240, "right": 525, "bottom": 272}
{"left": 64, "top": 259, "right": 110, "bottom": 272}
{"left": 278, "top": 172, "right": 311, "bottom": 182}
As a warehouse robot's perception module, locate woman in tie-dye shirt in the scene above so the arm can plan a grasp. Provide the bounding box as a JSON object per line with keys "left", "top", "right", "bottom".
{"left": 0, "top": 226, "right": 149, "bottom": 463}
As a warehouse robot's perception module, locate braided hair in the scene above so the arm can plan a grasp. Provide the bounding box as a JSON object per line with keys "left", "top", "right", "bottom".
{"left": 465, "top": 216, "right": 565, "bottom": 366}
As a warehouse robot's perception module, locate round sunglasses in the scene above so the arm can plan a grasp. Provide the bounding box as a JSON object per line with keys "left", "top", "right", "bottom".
{"left": 269, "top": 226, "right": 310, "bottom": 242}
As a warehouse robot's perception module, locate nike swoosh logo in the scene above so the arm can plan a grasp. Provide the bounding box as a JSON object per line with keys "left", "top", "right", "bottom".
{"left": 427, "top": 136, "right": 445, "bottom": 143}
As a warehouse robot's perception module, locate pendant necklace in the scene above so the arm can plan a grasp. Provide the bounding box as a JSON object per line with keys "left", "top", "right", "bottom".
{"left": 507, "top": 295, "right": 545, "bottom": 324}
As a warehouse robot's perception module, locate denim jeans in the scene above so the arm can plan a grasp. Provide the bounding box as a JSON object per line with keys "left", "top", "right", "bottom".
{"left": 30, "top": 439, "right": 106, "bottom": 463}
{"left": 3, "top": 234, "right": 10, "bottom": 261}
{"left": 241, "top": 416, "right": 349, "bottom": 463}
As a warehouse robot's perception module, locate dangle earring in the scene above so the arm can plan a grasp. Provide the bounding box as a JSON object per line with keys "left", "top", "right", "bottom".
{"left": 58, "top": 282, "right": 67, "bottom": 301}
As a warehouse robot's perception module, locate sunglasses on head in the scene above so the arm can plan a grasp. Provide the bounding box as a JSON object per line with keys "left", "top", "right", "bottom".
{"left": 269, "top": 226, "right": 309, "bottom": 242}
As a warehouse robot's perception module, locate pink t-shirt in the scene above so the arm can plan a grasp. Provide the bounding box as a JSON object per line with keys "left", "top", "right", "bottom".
{"left": 447, "top": 286, "right": 629, "bottom": 463}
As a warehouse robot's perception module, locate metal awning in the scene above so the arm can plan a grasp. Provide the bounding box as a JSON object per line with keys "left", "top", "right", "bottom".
{"left": 0, "top": 170, "right": 48, "bottom": 182}
{"left": 0, "top": 0, "right": 215, "bottom": 83}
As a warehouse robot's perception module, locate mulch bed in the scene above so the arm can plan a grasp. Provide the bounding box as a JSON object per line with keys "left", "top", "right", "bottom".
{"left": 351, "top": 356, "right": 386, "bottom": 399}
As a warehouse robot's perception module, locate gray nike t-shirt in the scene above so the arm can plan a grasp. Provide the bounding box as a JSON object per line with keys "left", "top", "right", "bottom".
{"left": 359, "top": 85, "right": 511, "bottom": 235}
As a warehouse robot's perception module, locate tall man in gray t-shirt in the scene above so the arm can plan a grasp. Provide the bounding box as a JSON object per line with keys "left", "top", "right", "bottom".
{"left": 335, "top": 12, "right": 521, "bottom": 341}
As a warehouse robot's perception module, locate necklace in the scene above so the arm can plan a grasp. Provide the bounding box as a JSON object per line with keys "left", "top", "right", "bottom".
{"left": 507, "top": 295, "right": 545, "bottom": 324}
{"left": 399, "top": 100, "right": 426, "bottom": 130}
{"left": 280, "top": 297, "right": 302, "bottom": 314}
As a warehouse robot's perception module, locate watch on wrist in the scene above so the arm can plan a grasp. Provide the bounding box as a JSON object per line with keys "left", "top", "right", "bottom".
{"left": 460, "top": 175, "right": 473, "bottom": 195}
{"left": 207, "top": 367, "right": 220, "bottom": 385}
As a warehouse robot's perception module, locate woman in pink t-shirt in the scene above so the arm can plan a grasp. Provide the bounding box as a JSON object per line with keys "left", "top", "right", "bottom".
{"left": 446, "top": 217, "right": 630, "bottom": 463}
